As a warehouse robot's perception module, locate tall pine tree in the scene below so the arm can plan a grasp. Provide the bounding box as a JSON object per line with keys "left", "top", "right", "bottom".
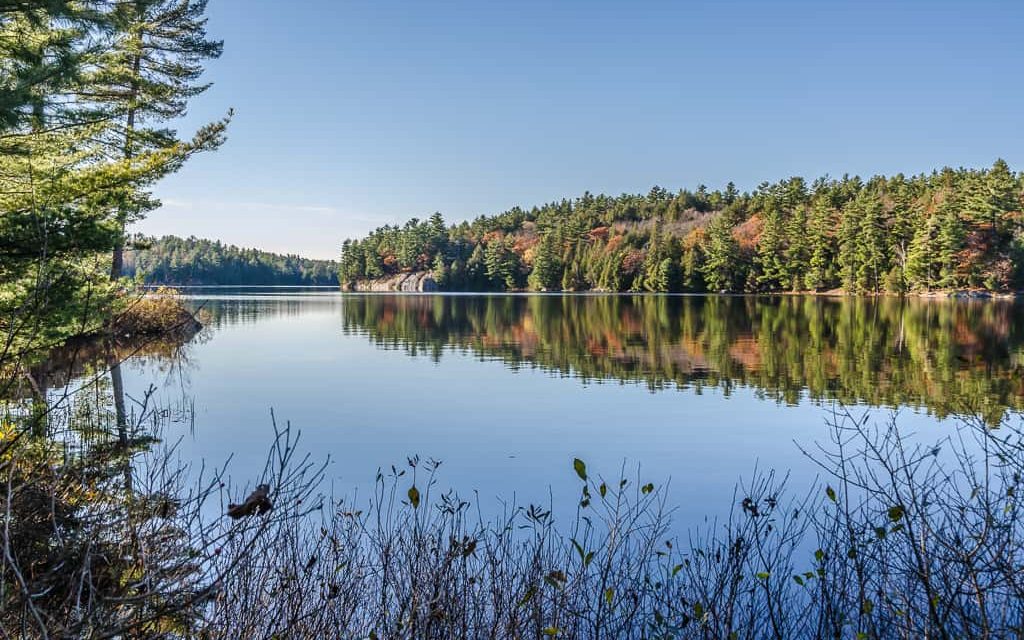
{"left": 88, "top": 0, "right": 227, "bottom": 279}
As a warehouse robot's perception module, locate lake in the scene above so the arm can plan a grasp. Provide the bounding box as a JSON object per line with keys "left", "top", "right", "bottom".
{"left": 112, "top": 290, "right": 1024, "bottom": 528}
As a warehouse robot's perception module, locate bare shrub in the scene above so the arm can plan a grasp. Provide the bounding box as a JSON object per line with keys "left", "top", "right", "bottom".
{"left": 198, "top": 409, "right": 1024, "bottom": 639}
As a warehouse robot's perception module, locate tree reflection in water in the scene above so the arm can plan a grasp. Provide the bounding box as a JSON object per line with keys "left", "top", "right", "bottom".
{"left": 339, "top": 294, "right": 1024, "bottom": 424}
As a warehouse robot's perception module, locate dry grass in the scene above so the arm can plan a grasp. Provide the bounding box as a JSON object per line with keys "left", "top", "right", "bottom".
{"left": 110, "top": 286, "right": 202, "bottom": 338}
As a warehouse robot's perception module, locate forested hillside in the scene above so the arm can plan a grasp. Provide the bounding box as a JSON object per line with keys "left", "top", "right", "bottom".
{"left": 126, "top": 235, "right": 338, "bottom": 285}
{"left": 339, "top": 161, "right": 1024, "bottom": 293}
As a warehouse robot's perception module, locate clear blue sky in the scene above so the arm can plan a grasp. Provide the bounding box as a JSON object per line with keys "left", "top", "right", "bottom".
{"left": 140, "top": 0, "right": 1024, "bottom": 259}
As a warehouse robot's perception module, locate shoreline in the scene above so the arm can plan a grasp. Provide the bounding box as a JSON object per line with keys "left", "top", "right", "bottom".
{"left": 342, "top": 275, "right": 1022, "bottom": 299}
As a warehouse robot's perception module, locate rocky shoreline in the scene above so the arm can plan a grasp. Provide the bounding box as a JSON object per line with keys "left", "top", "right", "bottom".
{"left": 342, "top": 271, "right": 439, "bottom": 292}
{"left": 341, "top": 273, "right": 1021, "bottom": 299}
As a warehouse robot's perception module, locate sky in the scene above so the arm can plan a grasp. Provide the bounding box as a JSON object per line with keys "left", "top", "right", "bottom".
{"left": 139, "top": 0, "right": 1024, "bottom": 260}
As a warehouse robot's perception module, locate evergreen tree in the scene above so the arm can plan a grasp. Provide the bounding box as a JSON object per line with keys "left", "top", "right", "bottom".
{"left": 681, "top": 241, "right": 705, "bottom": 292}
{"left": 641, "top": 222, "right": 665, "bottom": 291}
{"left": 561, "top": 246, "right": 586, "bottom": 291}
{"left": 129, "top": 235, "right": 338, "bottom": 285}
{"left": 598, "top": 251, "right": 623, "bottom": 291}
{"left": 90, "top": 0, "right": 227, "bottom": 279}
{"left": 904, "top": 215, "right": 937, "bottom": 291}
{"left": 804, "top": 203, "right": 834, "bottom": 291}
{"left": 335, "top": 162, "right": 1022, "bottom": 295}
{"left": 702, "top": 211, "right": 740, "bottom": 292}
{"left": 855, "top": 194, "right": 887, "bottom": 292}
{"left": 966, "top": 159, "right": 1017, "bottom": 237}
{"left": 937, "top": 197, "right": 965, "bottom": 289}
{"left": 528, "top": 234, "right": 561, "bottom": 291}
{"left": 654, "top": 257, "right": 683, "bottom": 292}
{"left": 755, "top": 202, "right": 787, "bottom": 290}
{"left": 784, "top": 204, "right": 810, "bottom": 290}
{"left": 432, "top": 253, "right": 448, "bottom": 288}
{"left": 484, "top": 236, "right": 521, "bottom": 290}
{"left": 837, "top": 202, "right": 862, "bottom": 291}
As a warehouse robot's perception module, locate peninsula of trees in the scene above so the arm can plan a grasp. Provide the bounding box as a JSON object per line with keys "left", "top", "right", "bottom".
{"left": 339, "top": 161, "right": 1024, "bottom": 294}
{"left": 126, "top": 235, "right": 338, "bottom": 286}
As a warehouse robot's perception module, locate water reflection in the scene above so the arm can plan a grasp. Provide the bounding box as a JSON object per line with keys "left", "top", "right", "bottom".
{"left": 337, "top": 294, "right": 1024, "bottom": 424}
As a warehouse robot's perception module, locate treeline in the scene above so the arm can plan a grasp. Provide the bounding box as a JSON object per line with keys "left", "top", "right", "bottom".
{"left": 125, "top": 235, "right": 338, "bottom": 285}
{"left": 339, "top": 162, "right": 1024, "bottom": 293}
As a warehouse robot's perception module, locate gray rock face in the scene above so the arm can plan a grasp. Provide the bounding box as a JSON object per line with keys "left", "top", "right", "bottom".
{"left": 345, "top": 271, "right": 438, "bottom": 292}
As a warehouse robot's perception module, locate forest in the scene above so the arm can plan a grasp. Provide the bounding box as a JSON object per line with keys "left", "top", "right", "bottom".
{"left": 339, "top": 163, "right": 1024, "bottom": 294}
{"left": 125, "top": 235, "right": 338, "bottom": 285}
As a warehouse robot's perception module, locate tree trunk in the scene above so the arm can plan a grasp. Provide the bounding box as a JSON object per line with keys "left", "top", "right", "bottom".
{"left": 111, "top": 33, "right": 142, "bottom": 280}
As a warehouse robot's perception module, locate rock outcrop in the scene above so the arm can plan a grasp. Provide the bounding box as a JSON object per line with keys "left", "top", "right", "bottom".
{"left": 343, "top": 271, "right": 438, "bottom": 292}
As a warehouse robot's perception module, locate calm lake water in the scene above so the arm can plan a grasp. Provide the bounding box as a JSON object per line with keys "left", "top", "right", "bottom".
{"left": 115, "top": 290, "right": 1024, "bottom": 527}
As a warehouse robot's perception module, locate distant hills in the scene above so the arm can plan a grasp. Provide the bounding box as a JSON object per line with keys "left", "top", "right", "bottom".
{"left": 125, "top": 235, "right": 338, "bottom": 286}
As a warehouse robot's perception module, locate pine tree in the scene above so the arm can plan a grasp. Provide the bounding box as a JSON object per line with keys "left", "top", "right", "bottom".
{"left": 837, "top": 201, "right": 862, "bottom": 292}
{"left": 428, "top": 211, "right": 447, "bottom": 254}
{"left": 654, "top": 257, "right": 683, "bottom": 292}
{"left": 804, "top": 203, "right": 834, "bottom": 291}
{"left": 484, "top": 236, "right": 521, "bottom": 290}
{"left": 936, "top": 197, "right": 965, "bottom": 289}
{"left": 885, "top": 179, "right": 917, "bottom": 282}
{"left": 641, "top": 222, "right": 665, "bottom": 291}
{"left": 598, "top": 251, "right": 623, "bottom": 291}
{"left": 702, "top": 211, "right": 740, "bottom": 292}
{"left": 855, "top": 194, "right": 887, "bottom": 292}
{"left": 755, "top": 202, "right": 787, "bottom": 290}
{"left": 528, "top": 234, "right": 561, "bottom": 291}
{"left": 432, "top": 253, "right": 448, "bottom": 288}
{"left": 89, "top": 0, "right": 227, "bottom": 279}
{"left": 681, "top": 243, "right": 705, "bottom": 292}
{"left": 904, "top": 215, "right": 937, "bottom": 290}
{"left": 723, "top": 181, "right": 739, "bottom": 205}
{"left": 784, "top": 204, "right": 810, "bottom": 290}
{"left": 561, "top": 246, "right": 586, "bottom": 291}
{"left": 965, "top": 159, "right": 1018, "bottom": 238}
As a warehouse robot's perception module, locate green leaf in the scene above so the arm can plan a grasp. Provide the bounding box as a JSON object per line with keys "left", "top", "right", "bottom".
{"left": 572, "top": 538, "right": 585, "bottom": 563}
{"left": 825, "top": 486, "right": 837, "bottom": 502}
{"left": 573, "top": 458, "right": 587, "bottom": 481}
{"left": 542, "top": 626, "right": 560, "bottom": 636}
{"left": 793, "top": 575, "right": 805, "bottom": 586}
{"left": 598, "top": 482, "right": 607, "bottom": 497}
{"left": 755, "top": 571, "right": 770, "bottom": 580}
{"left": 407, "top": 485, "right": 420, "bottom": 509}
{"left": 641, "top": 482, "right": 655, "bottom": 495}
{"left": 604, "top": 587, "right": 614, "bottom": 605}
{"left": 887, "top": 504, "right": 905, "bottom": 522}
{"left": 517, "top": 585, "right": 537, "bottom": 607}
